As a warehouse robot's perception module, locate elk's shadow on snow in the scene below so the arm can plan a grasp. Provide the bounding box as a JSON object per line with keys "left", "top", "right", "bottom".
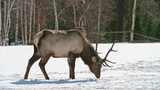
{"left": 11, "top": 79, "right": 96, "bottom": 85}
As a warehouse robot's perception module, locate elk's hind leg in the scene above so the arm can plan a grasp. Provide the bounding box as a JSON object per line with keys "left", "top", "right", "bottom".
{"left": 39, "top": 56, "right": 50, "bottom": 80}
{"left": 24, "top": 45, "right": 40, "bottom": 79}
{"left": 68, "top": 53, "right": 76, "bottom": 79}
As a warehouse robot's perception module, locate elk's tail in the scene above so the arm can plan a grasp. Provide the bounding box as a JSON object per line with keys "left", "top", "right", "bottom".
{"left": 33, "top": 30, "right": 44, "bottom": 48}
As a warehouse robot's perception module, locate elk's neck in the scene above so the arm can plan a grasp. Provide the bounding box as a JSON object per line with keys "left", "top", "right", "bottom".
{"left": 80, "top": 44, "right": 98, "bottom": 65}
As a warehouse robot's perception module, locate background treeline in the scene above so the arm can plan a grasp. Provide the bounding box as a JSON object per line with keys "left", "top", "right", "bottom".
{"left": 0, "top": 0, "right": 160, "bottom": 45}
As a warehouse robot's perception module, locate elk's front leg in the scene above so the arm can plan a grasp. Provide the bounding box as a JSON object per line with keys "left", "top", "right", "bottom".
{"left": 68, "top": 54, "right": 76, "bottom": 79}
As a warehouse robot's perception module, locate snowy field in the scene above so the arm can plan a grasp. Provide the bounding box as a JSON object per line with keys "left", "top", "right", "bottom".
{"left": 0, "top": 43, "right": 160, "bottom": 90}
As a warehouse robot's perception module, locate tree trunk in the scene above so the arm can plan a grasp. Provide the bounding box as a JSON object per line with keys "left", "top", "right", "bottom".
{"left": 96, "top": 0, "right": 101, "bottom": 51}
{"left": 0, "top": 0, "right": 2, "bottom": 45}
{"left": 72, "top": 0, "right": 78, "bottom": 27}
{"left": 15, "top": 0, "right": 19, "bottom": 45}
{"left": 117, "top": 0, "right": 125, "bottom": 42}
{"left": 53, "top": 0, "right": 59, "bottom": 30}
{"left": 29, "top": 0, "right": 33, "bottom": 43}
{"left": 20, "top": 1, "right": 25, "bottom": 45}
{"left": 3, "top": 1, "right": 6, "bottom": 45}
{"left": 3, "top": 0, "right": 8, "bottom": 45}
{"left": 33, "top": 0, "right": 36, "bottom": 33}
{"left": 3, "top": 0, "right": 15, "bottom": 45}
{"left": 24, "top": 0, "right": 28, "bottom": 44}
{"left": 73, "top": 4, "right": 77, "bottom": 27}
{"left": 37, "top": 9, "right": 41, "bottom": 32}
{"left": 130, "top": 0, "right": 137, "bottom": 42}
{"left": 78, "top": 0, "right": 93, "bottom": 27}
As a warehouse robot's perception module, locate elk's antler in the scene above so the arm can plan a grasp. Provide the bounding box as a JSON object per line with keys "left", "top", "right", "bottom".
{"left": 102, "top": 42, "right": 117, "bottom": 67}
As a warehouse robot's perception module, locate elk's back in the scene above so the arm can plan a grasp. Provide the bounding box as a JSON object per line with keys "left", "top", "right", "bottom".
{"left": 34, "top": 29, "right": 86, "bottom": 57}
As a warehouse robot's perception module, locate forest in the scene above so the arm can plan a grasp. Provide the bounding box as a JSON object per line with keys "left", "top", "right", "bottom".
{"left": 0, "top": 1, "right": 160, "bottom": 89}
{"left": 0, "top": 0, "right": 160, "bottom": 45}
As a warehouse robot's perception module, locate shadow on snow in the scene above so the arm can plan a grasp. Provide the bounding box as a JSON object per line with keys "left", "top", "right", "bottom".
{"left": 11, "top": 79, "right": 96, "bottom": 85}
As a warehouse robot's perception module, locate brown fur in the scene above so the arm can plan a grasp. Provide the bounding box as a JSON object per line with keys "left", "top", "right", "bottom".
{"left": 24, "top": 28, "right": 102, "bottom": 80}
{"left": 80, "top": 43, "right": 100, "bottom": 65}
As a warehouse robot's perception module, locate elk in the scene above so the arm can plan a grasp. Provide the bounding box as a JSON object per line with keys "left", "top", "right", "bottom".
{"left": 24, "top": 28, "right": 115, "bottom": 80}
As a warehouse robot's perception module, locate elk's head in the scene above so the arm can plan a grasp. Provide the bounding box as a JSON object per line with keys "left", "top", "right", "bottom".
{"left": 88, "top": 42, "right": 116, "bottom": 79}
{"left": 89, "top": 56, "right": 102, "bottom": 78}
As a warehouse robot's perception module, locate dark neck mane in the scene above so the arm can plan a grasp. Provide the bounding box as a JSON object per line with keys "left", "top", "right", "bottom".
{"left": 80, "top": 43, "right": 99, "bottom": 65}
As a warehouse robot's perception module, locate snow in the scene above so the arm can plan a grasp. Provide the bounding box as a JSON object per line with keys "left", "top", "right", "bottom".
{"left": 0, "top": 43, "right": 160, "bottom": 90}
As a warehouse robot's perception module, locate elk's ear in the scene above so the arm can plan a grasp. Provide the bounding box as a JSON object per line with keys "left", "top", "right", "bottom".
{"left": 92, "top": 56, "right": 97, "bottom": 63}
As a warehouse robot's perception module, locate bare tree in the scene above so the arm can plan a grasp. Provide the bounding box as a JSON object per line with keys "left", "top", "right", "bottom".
{"left": 15, "top": 0, "right": 19, "bottom": 45}
{"left": 0, "top": 0, "right": 2, "bottom": 45}
{"left": 3, "top": 0, "right": 6, "bottom": 45}
{"left": 78, "top": 0, "right": 93, "bottom": 27}
{"left": 20, "top": 0, "right": 25, "bottom": 44}
{"left": 33, "top": 0, "right": 36, "bottom": 33}
{"left": 3, "top": 0, "right": 16, "bottom": 45}
{"left": 29, "top": 0, "right": 34, "bottom": 43}
{"left": 72, "top": 0, "right": 78, "bottom": 27}
{"left": 53, "top": 0, "right": 59, "bottom": 30}
{"left": 24, "top": 0, "right": 28, "bottom": 44}
{"left": 117, "top": 0, "right": 125, "bottom": 42}
{"left": 96, "top": 0, "right": 101, "bottom": 51}
{"left": 130, "top": 0, "right": 137, "bottom": 42}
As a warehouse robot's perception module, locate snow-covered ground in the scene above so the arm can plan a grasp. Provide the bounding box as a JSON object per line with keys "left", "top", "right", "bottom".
{"left": 0, "top": 43, "right": 160, "bottom": 90}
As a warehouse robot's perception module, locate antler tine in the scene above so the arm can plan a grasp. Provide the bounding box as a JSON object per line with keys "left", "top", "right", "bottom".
{"left": 103, "top": 61, "right": 112, "bottom": 67}
{"left": 103, "top": 42, "right": 116, "bottom": 60}
{"left": 102, "top": 42, "right": 117, "bottom": 67}
{"left": 105, "top": 59, "right": 116, "bottom": 64}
